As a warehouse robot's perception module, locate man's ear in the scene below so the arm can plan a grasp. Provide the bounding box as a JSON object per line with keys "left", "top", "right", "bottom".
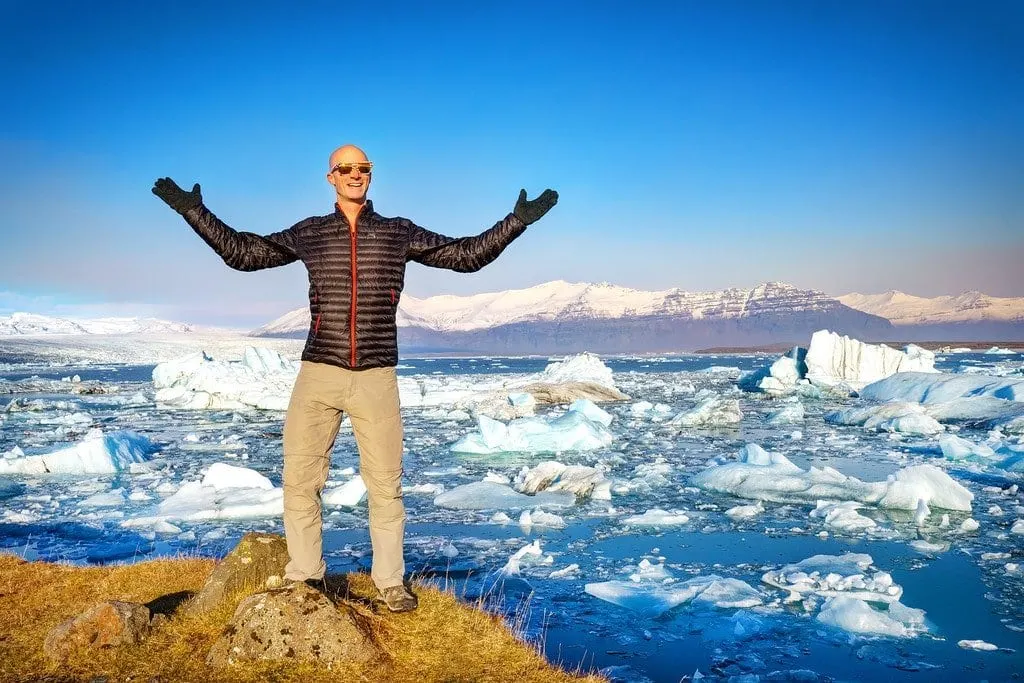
{"left": 326, "top": 171, "right": 336, "bottom": 188}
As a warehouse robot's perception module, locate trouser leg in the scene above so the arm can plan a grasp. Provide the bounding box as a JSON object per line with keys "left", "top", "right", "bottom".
{"left": 348, "top": 366, "right": 406, "bottom": 589}
{"left": 282, "top": 361, "right": 345, "bottom": 581}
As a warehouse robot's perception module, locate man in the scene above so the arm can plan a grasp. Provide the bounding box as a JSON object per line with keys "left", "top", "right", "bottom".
{"left": 152, "top": 145, "right": 557, "bottom": 612}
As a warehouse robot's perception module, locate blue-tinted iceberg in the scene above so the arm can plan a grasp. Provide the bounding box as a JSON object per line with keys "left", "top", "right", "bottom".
{"left": 0, "top": 429, "right": 157, "bottom": 475}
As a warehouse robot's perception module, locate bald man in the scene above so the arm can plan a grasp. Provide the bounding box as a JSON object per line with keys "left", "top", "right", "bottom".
{"left": 152, "top": 146, "right": 557, "bottom": 612}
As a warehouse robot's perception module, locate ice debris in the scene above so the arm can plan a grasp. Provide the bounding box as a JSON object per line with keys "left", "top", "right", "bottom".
{"left": 0, "top": 429, "right": 157, "bottom": 475}
{"left": 433, "top": 481, "right": 575, "bottom": 510}
{"left": 450, "top": 400, "right": 614, "bottom": 454}
{"left": 668, "top": 397, "right": 742, "bottom": 429}
{"left": 513, "top": 461, "right": 611, "bottom": 499}
{"left": 152, "top": 347, "right": 299, "bottom": 410}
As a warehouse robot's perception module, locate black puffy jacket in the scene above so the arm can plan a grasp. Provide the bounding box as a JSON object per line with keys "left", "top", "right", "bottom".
{"left": 181, "top": 200, "right": 527, "bottom": 369}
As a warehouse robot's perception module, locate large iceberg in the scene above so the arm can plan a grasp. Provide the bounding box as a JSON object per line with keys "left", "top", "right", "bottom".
{"left": 433, "top": 481, "right": 575, "bottom": 510}
{"left": 513, "top": 461, "right": 611, "bottom": 499}
{"left": 860, "top": 372, "right": 1024, "bottom": 404}
{"left": 153, "top": 347, "right": 299, "bottom": 410}
{"left": 824, "top": 402, "right": 944, "bottom": 435}
{"left": 741, "top": 330, "right": 937, "bottom": 396}
{"left": 0, "top": 429, "right": 157, "bottom": 475}
{"left": 692, "top": 443, "right": 973, "bottom": 511}
{"left": 668, "top": 397, "right": 743, "bottom": 429}
{"left": 142, "top": 464, "right": 283, "bottom": 522}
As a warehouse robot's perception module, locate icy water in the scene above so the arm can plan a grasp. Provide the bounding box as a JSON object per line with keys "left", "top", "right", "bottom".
{"left": 2, "top": 350, "right": 1024, "bottom": 682}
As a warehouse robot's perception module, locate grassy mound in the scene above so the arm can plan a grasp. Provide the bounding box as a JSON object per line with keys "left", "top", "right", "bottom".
{"left": 0, "top": 553, "right": 604, "bottom": 683}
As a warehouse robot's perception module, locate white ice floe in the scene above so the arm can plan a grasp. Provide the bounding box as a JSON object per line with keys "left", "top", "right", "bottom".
{"left": 692, "top": 443, "right": 973, "bottom": 512}
{"left": 725, "top": 501, "right": 764, "bottom": 521}
{"left": 501, "top": 540, "right": 552, "bottom": 574}
{"left": 203, "top": 462, "right": 274, "bottom": 490}
{"left": 809, "top": 501, "right": 877, "bottom": 532}
{"left": 762, "top": 553, "right": 902, "bottom": 604}
{"left": 152, "top": 347, "right": 299, "bottom": 410}
{"left": 938, "top": 434, "right": 997, "bottom": 462}
{"left": 985, "top": 347, "right": 1017, "bottom": 355}
{"left": 817, "top": 595, "right": 926, "bottom": 637}
{"left": 766, "top": 400, "right": 805, "bottom": 425}
{"left": 81, "top": 488, "right": 127, "bottom": 508}
{"left": 958, "top": 639, "right": 998, "bottom": 651}
{"left": 535, "top": 353, "right": 615, "bottom": 387}
{"left": 1011, "top": 519, "right": 1024, "bottom": 535}
{"left": 585, "top": 561, "right": 763, "bottom": 617}
{"left": 621, "top": 509, "right": 690, "bottom": 526}
{"left": 134, "top": 464, "right": 283, "bottom": 523}
{"left": 668, "top": 397, "right": 742, "bottom": 429}
{"left": 860, "top": 372, "right": 1024, "bottom": 405}
{"left": 513, "top": 461, "right": 611, "bottom": 500}
{"left": 323, "top": 476, "right": 367, "bottom": 507}
{"left": 450, "top": 403, "right": 614, "bottom": 455}
{"left": 0, "top": 429, "right": 157, "bottom": 475}
{"left": 519, "top": 509, "right": 567, "bottom": 530}
{"left": 825, "top": 402, "right": 944, "bottom": 435}
{"left": 433, "top": 481, "right": 575, "bottom": 510}
{"left": 549, "top": 564, "right": 581, "bottom": 579}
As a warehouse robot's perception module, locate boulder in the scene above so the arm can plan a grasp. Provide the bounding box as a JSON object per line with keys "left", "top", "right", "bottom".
{"left": 44, "top": 601, "right": 152, "bottom": 662}
{"left": 206, "top": 583, "right": 380, "bottom": 667}
{"left": 186, "top": 532, "right": 290, "bottom": 615}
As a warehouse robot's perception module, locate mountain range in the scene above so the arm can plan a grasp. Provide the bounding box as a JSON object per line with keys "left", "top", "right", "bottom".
{"left": 6, "top": 283, "right": 1022, "bottom": 352}
{"left": 256, "top": 280, "right": 1024, "bottom": 353}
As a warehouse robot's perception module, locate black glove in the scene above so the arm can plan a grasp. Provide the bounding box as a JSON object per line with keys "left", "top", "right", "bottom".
{"left": 513, "top": 188, "right": 558, "bottom": 225}
{"left": 152, "top": 177, "right": 203, "bottom": 214}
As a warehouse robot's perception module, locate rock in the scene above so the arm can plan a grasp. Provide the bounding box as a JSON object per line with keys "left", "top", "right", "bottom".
{"left": 186, "top": 532, "right": 290, "bottom": 614}
{"left": 521, "top": 381, "right": 629, "bottom": 404}
{"left": 206, "top": 583, "right": 380, "bottom": 667}
{"left": 44, "top": 601, "right": 152, "bottom": 661}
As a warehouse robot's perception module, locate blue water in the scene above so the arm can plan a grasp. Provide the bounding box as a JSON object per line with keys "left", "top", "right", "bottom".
{"left": 1, "top": 350, "right": 1023, "bottom": 682}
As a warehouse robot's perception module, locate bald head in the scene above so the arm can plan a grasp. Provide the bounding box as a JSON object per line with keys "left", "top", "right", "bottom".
{"left": 328, "top": 144, "right": 369, "bottom": 169}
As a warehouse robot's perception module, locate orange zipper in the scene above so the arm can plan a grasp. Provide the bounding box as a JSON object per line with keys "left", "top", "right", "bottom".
{"left": 348, "top": 207, "right": 362, "bottom": 367}
{"left": 313, "top": 291, "right": 321, "bottom": 336}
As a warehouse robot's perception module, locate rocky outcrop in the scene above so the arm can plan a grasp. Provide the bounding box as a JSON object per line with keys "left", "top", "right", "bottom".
{"left": 44, "top": 601, "right": 153, "bottom": 662}
{"left": 206, "top": 583, "right": 380, "bottom": 667}
{"left": 186, "top": 532, "right": 291, "bottom": 614}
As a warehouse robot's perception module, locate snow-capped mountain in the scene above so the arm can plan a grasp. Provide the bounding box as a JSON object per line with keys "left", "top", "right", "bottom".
{"left": 255, "top": 280, "right": 894, "bottom": 352}
{"left": 839, "top": 290, "right": 1024, "bottom": 325}
{"left": 0, "top": 313, "right": 208, "bottom": 337}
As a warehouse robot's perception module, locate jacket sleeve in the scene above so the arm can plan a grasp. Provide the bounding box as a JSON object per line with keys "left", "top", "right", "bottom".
{"left": 406, "top": 213, "right": 527, "bottom": 272}
{"left": 180, "top": 204, "right": 300, "bottom": 271}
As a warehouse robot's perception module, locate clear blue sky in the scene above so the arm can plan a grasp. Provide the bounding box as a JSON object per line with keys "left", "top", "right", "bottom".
{"left": 2, "top": 0, "right": 1021, "bottom": 326}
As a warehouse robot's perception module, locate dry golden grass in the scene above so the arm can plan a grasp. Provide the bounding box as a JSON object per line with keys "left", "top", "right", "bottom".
{"left": 0, "top": 553, "right": 605, "bottom": 683}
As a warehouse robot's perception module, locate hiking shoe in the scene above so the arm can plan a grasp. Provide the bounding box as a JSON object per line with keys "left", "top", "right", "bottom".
{"left": 378, "top": 584, "right": 418, "bottom": 613}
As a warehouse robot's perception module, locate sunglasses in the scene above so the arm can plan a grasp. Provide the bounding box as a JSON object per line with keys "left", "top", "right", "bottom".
{"left": 331, "top": 162, "right": 373, "bottom": 175}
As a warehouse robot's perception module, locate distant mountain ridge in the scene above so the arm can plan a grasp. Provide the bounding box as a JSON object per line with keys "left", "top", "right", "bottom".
{"left": 838, "top": 290, "right": 1024, "bottom": 324}
{"left": 0, "top": 313, "right": 212, "bottom": 336}
{"left": 255, "top": 280, "right": 896, "bottom": 353}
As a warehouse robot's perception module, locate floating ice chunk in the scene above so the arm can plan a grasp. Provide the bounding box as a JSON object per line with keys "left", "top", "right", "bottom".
{"left": 153, "top": 469, "right": 283, "bottom": 522}
{"left": 519, "top": 509, "right": 567, "bottom": 530}
{"left": 725, "top": 501, "right": 763, "bottom": 521}
{"left": 569, "top": 399, "right": 612, "bottom": 427}
{"left": 817, "top": 595, "right": 925, "bottom": 637}
{"left": 914, "top": 499, "right": 930, "bottom": 526}
{"left": 1012, "top": 519, "right": 1024, "bottom": 535}
{"left": 958, "top": 639, "right": 998, "bottom": 651}
{"left": 514, "top": 461, "right": 610, "bottom": 499}
{"left": 535, "top": 353, "right": 615, "bottom": 388}
{"left": 3, "top": 446, "right": 25, "bottom": 460}
{"left": 451, "top": 410, "right": 613, "bottom": 455}
{"left": 621, "top": 509, "right": 690, "bottom": 526}
{"left": 669, "top": 397, "right": 742, "bottom": 429}
{"left": 938, "top": 434, "right": 997, "bottom": 461}
{"left": 630, "top": 559, "right": 671, "bottom": 581}
{"left": 549, "top": 564, "right": 580, "bottom": 579}
{"left": 403, "top": 482, "right": 444, "bottom": 495}
{"left": 81, "top": 488, "right": 127, "bottom": 508}
{"left": 767, "top": 401, "right": 805, "bottom": 425}
{"left": 910, "top": 539, "right": 949, "bottom": 553}
{"left": 0, "top": 429, "right": 157, "bottom": 475}
{"left": 490, "top": 511, "right": 512, "bottom": 524}
{"left": 860, "top": 372, "right": 1024, "bottom": 405}
{"left": 985, "top": 347, "right": 1017, "bottom": 355}
{"left": 586, "top": 572, "right": 763, "bottom": 617}
{"left": 631, "top": 401, "right": 655, "bottom": 416}
{"left": 152, "top": 348, "right": 299, "bottom": 411}
{"left": 483, "top": 471, "right": 511, "bottom": 485}
{"left": 323, "top": 476, "right": 367, "bottom": 507}
{"left": 959, "top": 518, "right": 980, "bottom": 532}
{"left": 825, "top": 402, "right": 943, "bottom": 435}
{"left": 877, "top": 465, "right": 973, "bottom": 512}
{"left": 501, "top": 540, "right": 550, "bottom": 574}
{"left": 810, "top": 501, "right": 877, "bottom": 532}
{"left": 433, "top": 481, "right": 575, "bottom": 510}
{"left": 762, "top": 553, "right": 902, "bottom": 604}
{"left": 804, "top": 330, "right": 937, "bottom": 391}
{"left": 121, "top": 518, "right": 182, "bottom": 534}
{"left": 201, "top": 462, "right": 274, "bottom": 491}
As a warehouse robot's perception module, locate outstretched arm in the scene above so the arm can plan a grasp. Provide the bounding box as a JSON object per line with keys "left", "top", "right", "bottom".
{"left": 407, "top": 189, "right": 557, "bottom": 272}
{"left": 152, "top": 178, "right": 299, "bottom": 272}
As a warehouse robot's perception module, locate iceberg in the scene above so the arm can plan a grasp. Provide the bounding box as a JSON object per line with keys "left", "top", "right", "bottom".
{"left": 824, "top": 402, "right": 944, "bottom": 435}
{"left": 450, "top": 405, "right": 614, "bottom": 455}
{"left": 809, "top": 501, "right": 877, "bottom": 532}
{"left": 761, "top": 553, "right": 901, "bottom": 603}
{"left": 668, "top": 397, "right": 742, "bottom": 429}
{"left": 322, "top": 475, "right": 367, "bottom": 507}
{"left": 152, "top": 470, "right": 283, "bottom": 522}
{"left": 152, "top": 348, "right": 299, "bottom": 410}
{"left": 805, "top": 331, "right": 937, "bottom": 391}
{"left": 766, "top": 400, "right": 805, "bottom": 425}
{"left": 621, "top": 509, "right": 690, "bottom": 526}
{"left": 860, "top": 372, "right": 1024, "bottom": 404}
{"left": 0, "top": 429, "right": 158, "bottom": 475}
{"left": 585, "top": 564, "right": 763, "bottom": 617}
{"left": 692, "top": 443, "right": 973, "bottom": 511}
{"left": 513, "top": 461, "right": 611, "bottom": 499}
{"left": 817, "top": 595, "right": 926, "bottom": 638}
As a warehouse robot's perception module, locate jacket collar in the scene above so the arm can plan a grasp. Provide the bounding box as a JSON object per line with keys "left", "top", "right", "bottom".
{"left": 334, "top": 199, "right": 374, "bottom": 220}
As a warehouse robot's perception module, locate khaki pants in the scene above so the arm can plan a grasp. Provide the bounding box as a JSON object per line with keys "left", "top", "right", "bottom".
{"left": 282, "top": 361, "right": 405, "bottom": 589}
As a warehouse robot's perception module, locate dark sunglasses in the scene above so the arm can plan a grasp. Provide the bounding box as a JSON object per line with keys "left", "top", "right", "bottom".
{"left": 331, "top": 162, "right": 373, "bottom": 175}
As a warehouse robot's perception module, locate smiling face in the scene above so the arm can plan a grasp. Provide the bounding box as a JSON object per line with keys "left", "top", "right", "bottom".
{"left": 326, "top": 145, "right": 372, "bottom": 204}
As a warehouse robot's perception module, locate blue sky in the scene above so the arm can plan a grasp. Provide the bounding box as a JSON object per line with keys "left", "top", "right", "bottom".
{"left": 2, "top": 0, "right": 1022, "bottom": 326}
